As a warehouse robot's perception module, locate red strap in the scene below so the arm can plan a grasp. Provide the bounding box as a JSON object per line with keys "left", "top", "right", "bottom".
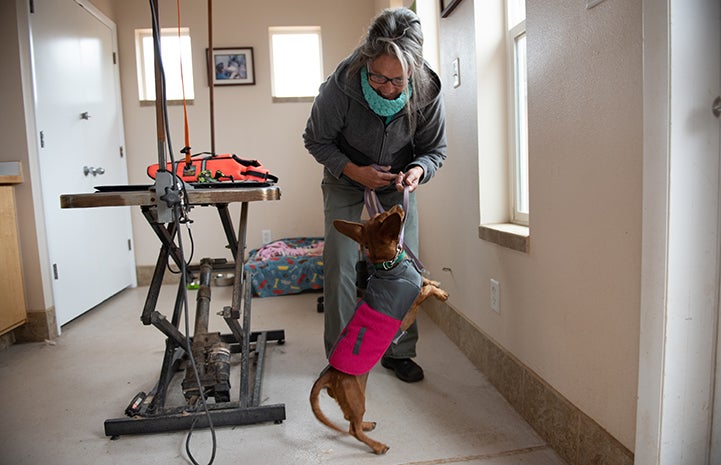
{"left": 177, "top": 0, "right": 191, "bottom": 164}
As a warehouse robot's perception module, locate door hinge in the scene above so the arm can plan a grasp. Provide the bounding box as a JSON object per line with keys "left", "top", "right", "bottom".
{"left": 39, "top": 130, "right": 45, "bottom": 148}
{"left": 128, "top": 239, "right": 132, "bottom": 251}
{"left": 29, "top": 0, "right": 35, "bottom": 14}
{"left": 113, "top": 52, "right": 117, "bottom": 65}
{"left": 52, "top": 263, "right": 58, "bottom": 280}
{"left": 119, "top": 146, "right": 124, "bottom": 158}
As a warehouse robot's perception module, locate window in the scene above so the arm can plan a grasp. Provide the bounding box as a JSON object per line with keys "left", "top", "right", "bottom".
{"left": 507, "top": 0, "right": 528, "bottom": 225}
{"left": 135, "top": 27, "right": 194, "bottom": 102}
{"left": 269, "top": 27, "right": 323, "bottom": 101}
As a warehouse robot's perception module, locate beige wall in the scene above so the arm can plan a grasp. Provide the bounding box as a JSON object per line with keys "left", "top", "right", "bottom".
{"left": 88, "top": 0, "right": 114, "bottom": 18}
{"left": 423, "top": 0, "right": 642, "bottom": 449}
{"left": 115, "top": 0, "right": 378, "bottom": 265}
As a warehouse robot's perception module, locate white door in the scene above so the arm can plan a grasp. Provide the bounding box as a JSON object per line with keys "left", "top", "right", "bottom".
{"left": 31, "top": 0, "right": 135, "bottom": 327}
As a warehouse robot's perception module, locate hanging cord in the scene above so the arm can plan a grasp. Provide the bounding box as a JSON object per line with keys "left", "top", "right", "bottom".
{"left": 148, "top": 1, "right": 216, "bottom": 464}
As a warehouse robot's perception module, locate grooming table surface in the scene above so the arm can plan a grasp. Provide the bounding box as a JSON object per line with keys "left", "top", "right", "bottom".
{"left": 60, "top": 185, "right": 280, "bottom": 208}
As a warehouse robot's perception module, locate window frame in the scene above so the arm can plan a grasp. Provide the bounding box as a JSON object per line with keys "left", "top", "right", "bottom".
{"left": 507, "top": 19, "right": 528, "bottom": 225}
{"left": 134, "top": 27, "right": 194, "bottom": 103}
{"left": 268, "top": 26, "right": 323, "bottom": 102}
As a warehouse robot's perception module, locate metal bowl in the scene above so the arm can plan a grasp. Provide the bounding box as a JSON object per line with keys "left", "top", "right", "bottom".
{"left": 213, "top": 273, "right": 235, "bottom": 287}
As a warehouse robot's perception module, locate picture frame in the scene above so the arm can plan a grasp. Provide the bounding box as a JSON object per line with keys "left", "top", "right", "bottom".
{"left": 207, "top": 47, "right": 255, "bottom": 86}
{"left": 440, "top": 0, "right": 463, "bottom": 18}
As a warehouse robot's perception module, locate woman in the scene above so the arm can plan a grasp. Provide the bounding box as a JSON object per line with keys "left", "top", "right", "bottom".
{"left": 303, "top": 8, "right": 447, "bottom": 383}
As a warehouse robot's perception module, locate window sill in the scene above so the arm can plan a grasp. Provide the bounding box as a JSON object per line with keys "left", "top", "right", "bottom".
{"left": 272, "top": 96, "right": 315, "bottom": 103}
{"left": 140, "top": 99, "right": 194, "bottom": 106}
{"left": 478, "top": 223, "right": 530, "bottom": 253}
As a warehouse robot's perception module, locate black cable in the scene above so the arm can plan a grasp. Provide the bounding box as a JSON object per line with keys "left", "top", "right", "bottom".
{"left": 148, "top": 1, "right": 217, "bottom": 464}
{"left": 175, "top": 204, "right": 217, "bottom": 465}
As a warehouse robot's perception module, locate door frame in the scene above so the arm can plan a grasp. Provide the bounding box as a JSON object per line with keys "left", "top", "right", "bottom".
{"left": 16, "top": 0, "right": 136, "bottom": 334}
{"left": 636, "top": 0, "right": 721, "bottom": 463}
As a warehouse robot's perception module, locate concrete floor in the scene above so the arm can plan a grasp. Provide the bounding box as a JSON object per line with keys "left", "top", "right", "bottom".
{"left": 0, "top": 285, "right": 567, "bottom": 465}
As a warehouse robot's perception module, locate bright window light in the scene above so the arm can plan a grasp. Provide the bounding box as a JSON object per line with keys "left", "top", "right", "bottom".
{"left": 135, "top": 27, "right": 194, "bottom": 101}
{"left": 507, "top": 3, "right": 528, "bottom": 225}
{"left": 269, "top": 27, "right": 323, "bottom": 99}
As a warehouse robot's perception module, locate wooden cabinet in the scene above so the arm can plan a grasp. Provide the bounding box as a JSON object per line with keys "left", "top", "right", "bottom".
{"left": 0, "top": 162, "right": 26, "bottom": 335}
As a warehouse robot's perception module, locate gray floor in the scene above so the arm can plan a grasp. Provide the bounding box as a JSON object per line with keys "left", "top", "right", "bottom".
{"left": 0, "top": 285, "right": 567, "bottom": 465}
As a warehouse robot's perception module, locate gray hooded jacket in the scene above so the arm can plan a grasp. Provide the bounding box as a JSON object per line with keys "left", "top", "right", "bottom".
{"left": 303, "top": 52, "right": 447, "bottom": 184}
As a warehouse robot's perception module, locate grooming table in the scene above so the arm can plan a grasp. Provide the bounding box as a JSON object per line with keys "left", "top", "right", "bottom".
{"left": 60, "top": 184, "right": 286, "bottom": 437}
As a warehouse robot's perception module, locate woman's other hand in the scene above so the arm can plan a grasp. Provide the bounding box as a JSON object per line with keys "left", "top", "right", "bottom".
{"left": 395, "top": 166, "right": 424, "bottom": 192}
{"left": 342, "top": 163, "right": 396, "bottom": 190}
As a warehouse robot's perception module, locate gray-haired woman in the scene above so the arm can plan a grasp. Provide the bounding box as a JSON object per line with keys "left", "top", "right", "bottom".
{"left": 303, "top": 7, "right": 447, "bottom": 383}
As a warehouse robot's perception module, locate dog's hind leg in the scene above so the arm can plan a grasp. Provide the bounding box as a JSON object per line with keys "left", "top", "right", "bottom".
{"left": 337, "top": 374, "right": 388, "bottom": 453}
{"left": 356, "top": 373, "right": 377, "bottom": 432}
{"left": 349, "top": 420, "right": 389, "bottom": 455}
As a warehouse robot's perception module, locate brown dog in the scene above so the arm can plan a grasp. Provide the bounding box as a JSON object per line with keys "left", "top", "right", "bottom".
{"left": 310, "top": 205, "right": 449, "bottom": 454}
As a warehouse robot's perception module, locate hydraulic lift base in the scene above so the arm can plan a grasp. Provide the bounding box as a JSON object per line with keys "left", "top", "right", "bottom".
{"left": 105, "top": 403, "right": 286, "bottom": 437}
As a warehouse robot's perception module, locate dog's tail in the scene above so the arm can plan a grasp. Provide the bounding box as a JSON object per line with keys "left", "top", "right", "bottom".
{"left": 310, "top": 366, "right": 348, "bottom": 435}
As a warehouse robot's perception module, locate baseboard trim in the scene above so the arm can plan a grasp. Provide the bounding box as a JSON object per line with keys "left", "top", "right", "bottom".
{"left": 13, "top": 307, "right": 58, "bottom": 343}
{"left": 423, "top": 298, "right": 634, "bottom": 465}
{"left": 136, "top": 265, "right": 182, "bottom": 287}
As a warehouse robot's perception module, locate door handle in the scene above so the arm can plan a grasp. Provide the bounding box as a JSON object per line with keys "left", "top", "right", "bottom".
{"left": 83, "top": 166, "right": 105, "bottom": 176}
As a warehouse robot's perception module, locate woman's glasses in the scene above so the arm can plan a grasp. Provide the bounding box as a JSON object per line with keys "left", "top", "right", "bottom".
{"left": 366, "top": 64, "right": 407, "bottom": 87}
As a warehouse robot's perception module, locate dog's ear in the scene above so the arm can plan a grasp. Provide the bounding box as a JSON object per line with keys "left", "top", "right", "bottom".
{"left": 387, "top": 204, "right": 405, "bottom": 221}
{"left": 378, "top": 211, "right": 403, "bottom": 241}
{"left": 333, "top": 219, "right": 364, "bottom": 244}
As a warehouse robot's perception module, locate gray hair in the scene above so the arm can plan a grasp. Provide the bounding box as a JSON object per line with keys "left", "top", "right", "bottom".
{"left": 348, "top": 8, "right": 433, "bottom": 133}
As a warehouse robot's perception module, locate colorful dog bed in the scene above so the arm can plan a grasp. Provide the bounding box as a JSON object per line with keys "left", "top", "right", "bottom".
{"left": 244, "top": 237, "right": 324, "bottom": 297}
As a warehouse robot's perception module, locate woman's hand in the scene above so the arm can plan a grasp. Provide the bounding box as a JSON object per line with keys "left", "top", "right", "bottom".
{"left": 342, "top": 163, "right": 396, "bottom": 190}
{"left": 395, "top": 166, "right": 424, "bottom": 192}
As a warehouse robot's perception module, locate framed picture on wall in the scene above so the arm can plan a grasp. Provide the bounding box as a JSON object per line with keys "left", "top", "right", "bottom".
{"left": 208, "top": 47, "right": 255, "bottom": 86}
{"left": 440, "top": 0, "right": 463, "bottom": 17}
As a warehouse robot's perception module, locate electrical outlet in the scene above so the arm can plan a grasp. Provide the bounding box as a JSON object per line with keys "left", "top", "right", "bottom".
{"left": 490, "top": 278, "right": 500, "bottom": 314}
{"left": 262, "top": 229, "right": 272, "bottom": 244}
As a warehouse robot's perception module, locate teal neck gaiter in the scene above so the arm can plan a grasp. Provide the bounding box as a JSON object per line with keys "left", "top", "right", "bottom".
{"left": 360, "top": 67, "right": 412, "bottom": 119}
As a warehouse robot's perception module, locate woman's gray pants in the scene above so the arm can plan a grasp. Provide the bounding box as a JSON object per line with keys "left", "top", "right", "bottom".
{"left": 321, "top": 170, "right": 419, "bottom": 359}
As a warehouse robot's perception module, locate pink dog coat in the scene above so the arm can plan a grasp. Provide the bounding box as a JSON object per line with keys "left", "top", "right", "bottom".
{"left": 328, "top": 259, "right": 422, "bottom": 375}
{"left": 328, "top": 302, "right": 401, "bottom": 375}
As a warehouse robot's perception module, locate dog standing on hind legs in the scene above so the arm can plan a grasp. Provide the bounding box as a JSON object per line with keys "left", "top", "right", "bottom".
{"left": 310, "top": 205, "right": 449, "bottom": 454}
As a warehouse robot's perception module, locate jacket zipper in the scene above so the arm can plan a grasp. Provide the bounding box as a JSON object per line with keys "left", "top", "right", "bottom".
{"left": 378, "top": 127, "right": 389, "bottom": 165}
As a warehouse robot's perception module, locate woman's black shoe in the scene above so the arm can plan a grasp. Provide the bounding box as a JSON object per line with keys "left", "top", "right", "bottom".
{"left": 381, "top": 357, "right": 424, "bottom": 383}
